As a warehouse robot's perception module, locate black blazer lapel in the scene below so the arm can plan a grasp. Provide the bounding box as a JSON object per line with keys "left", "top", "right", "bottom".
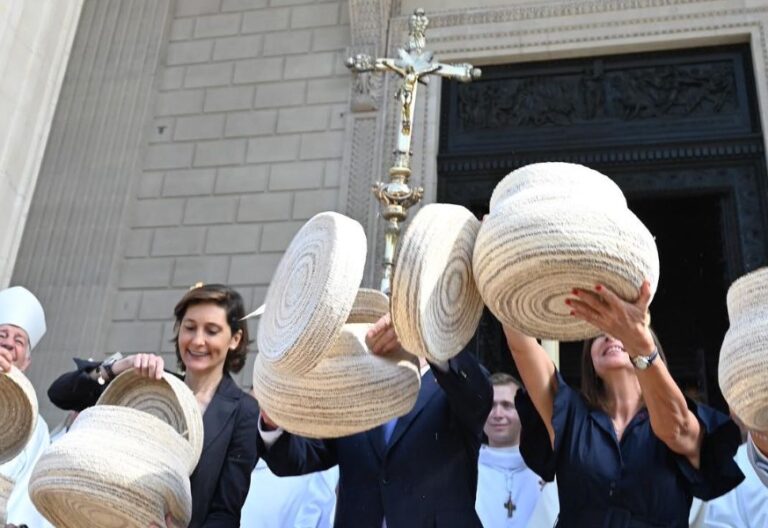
{"left": 201, "top": 373, "right": 240, "bottom": 455}
{"left": 386, "top": 372, "right": 439, "bottom": 451}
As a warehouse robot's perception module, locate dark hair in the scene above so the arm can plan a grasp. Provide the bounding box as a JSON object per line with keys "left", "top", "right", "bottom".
{"left": 172, "top": 284, "right": 250, "bottom": 374}
{"left": 489, "top": 372, "right": 522, "bottom": 388}
{"left": 580, "top": 327, "right": 667, "bottom": 411}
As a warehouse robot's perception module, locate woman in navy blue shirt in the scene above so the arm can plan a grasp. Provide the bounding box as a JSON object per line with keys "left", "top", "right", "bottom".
{"left": 503, "top": 280, "right": 744, "bottom": 527}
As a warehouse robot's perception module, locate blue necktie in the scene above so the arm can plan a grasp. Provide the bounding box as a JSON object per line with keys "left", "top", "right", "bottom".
{"left": 382, "top": 417, "right": 397, "bottom": 444}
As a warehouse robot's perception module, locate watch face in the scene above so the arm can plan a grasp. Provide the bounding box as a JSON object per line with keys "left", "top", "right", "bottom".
{"left": 633, "top": 356, "right": 649, "bottom": 369}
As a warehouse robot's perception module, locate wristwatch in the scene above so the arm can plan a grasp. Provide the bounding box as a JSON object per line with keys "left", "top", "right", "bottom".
{"left": 97, "top": 352, "right": 123, "bottom": 385}
{"left": 630, "top": 347, "right": 659, "bottom": 370}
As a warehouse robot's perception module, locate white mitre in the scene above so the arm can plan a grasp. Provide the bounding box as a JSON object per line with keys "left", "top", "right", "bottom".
{"left": 0, "top": 287, "right": 46, "bottom": 350}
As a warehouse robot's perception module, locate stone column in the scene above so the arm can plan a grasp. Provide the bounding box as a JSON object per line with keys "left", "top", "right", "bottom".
{"left": 11, "top": 0, "right": 172, "bottom": 421}
{"left": 0, "top": 0, "right": 84, "bottom": 287}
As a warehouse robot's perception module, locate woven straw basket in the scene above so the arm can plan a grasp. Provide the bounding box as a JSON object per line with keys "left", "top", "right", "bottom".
{"left": 0, "top": 474, "right": 13, "bottom": 525}
{"left": 489, "top": 162, "right": 627, "bottom": 211}
{"left": 719, "top": 267, "right": 768, "bottom": 430}
{"left": 347, "top": 288, "right": 390, "bottom": 324}
{"left": 30, "top": 405, "right": 193, "bottom": 528}
{"left": 257, "top": 211, "right": 367, "bottom": 375}
{"left": 391, "top": 204, "right": 484, "bottom": 362}
{"left": 0, "top": 367, "right": 38, "bottom": 464}
{"left": 253, "top": 323, "right": 420, "bottom": 438}
{"left": 473, "top": 162, "right": 659, "bottom": 341}
{"left": 97, "top": 369, "right": 204, "bottom": 473}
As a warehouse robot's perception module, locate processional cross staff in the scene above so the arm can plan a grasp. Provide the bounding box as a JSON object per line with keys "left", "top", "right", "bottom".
{"left": 346, "top": 8, "right": 482, "bottom": 293}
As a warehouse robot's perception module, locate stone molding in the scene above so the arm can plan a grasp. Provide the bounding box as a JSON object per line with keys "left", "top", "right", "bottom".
{"left": 343, "top": 0, "right": 768, "bottom": 287}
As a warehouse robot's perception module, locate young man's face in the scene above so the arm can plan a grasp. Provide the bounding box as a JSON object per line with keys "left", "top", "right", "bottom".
{"left": 484, "top": 383, "right": 521, "bottom": 448}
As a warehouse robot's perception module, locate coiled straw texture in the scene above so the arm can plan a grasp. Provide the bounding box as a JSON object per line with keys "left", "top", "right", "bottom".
{"left": 253, "top": 323, "right": 420, "bottom": 438}
{"left": 719, "top": 267, "right": 768, "bottom": 430}
{"left": 30, "top": 406, "right": 193, "bottom": 528}
{"left": 0, "top": 367, "right": 38, "bottom": 464}
{"left": 474, "top": 162, "right": 659, "bottom": 341}
{"left": 97, "top": 369, "right": 203, "bottom": 474}
{"left": 257, "top": 212, "right": 367, "bottom": 375}
{"left": 391, "top": 204, "right": 484, "bottom": 362}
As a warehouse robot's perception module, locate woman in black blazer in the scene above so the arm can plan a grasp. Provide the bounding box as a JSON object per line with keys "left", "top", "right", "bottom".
{"left": 48, "top": 284, "right": 260, "bottom": 527}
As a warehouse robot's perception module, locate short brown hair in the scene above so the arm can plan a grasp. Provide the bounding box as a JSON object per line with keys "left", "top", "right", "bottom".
{"left": 489, "top": 372, "right": 521, "bottom": 388}
{"left": 580, "top": 327, "right": 666, "bottom": 411}
{"left": 172, "top": 284, "right": 250, "bottom": 374}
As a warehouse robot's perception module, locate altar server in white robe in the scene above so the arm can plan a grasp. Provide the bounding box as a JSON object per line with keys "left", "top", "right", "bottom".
{"left": 241, "top": 386, "right": 339, "bottom": 528}
{"left": 698, "top": 435, "right": 768, "bottom": 527}
{"left": 240, "top": 459, "right": 338, "bottom": 528}
{"left": 746, "top": 431, "right": 768, "bottom": 489}
{"left": 475, "top": 373, "right": 542, "bottom": 528}
{"left": 0, "top": 286, "right": 52, "bottom": 528}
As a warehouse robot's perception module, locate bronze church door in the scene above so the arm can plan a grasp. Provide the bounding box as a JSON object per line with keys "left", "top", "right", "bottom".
{"left": 438, "top": 44, "right": 768, "bottom": 410}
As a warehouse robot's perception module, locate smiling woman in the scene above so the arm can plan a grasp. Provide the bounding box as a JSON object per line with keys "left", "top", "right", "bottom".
{"left": 47, "top": 284, "right": 260, "bottom": 528}
{"left": 502, "top": 281, "right": 745, "bottom": 527}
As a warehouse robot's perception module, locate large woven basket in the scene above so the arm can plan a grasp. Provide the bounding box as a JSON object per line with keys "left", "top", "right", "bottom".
{"left": 719, "top": 267, "right": 768, "bottom": 430}
{"left": 0, "top": 474, "right": 13, "bottom": 525}
{"left": 97, "top": 369, "right": 203, "bottom": 474}
{"left": 30, "top": 405, "right": 193, "bottom": 528}
{"left": 257, "top": 212, "right": 367, "bottom": 375}
{"left": 253, "top": 323, "right": 420, "bottom": 438}
{"left": 0, "top": 367, "right": 38, "bottom": 464}
{"left": 473, "top": 162, "right": 659, "bottom": 341}
{"left": 346, "top": 288, "right": 389, "bottom": 324}
{"left": 391, "top": 204, "right": 484, "bottom": 362}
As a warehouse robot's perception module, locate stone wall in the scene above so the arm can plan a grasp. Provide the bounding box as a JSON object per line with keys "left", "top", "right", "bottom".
{"left": 108, "top": 0, "right": 352, "bottom": 388}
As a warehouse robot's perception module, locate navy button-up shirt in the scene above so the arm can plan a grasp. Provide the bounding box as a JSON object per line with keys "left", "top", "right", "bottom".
{"left": 516, "top": 371, "right": 744, "bottom": 528}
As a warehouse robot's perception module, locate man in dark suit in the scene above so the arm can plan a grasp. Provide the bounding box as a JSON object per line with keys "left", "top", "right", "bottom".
{"left": 258, "top": 314, "right": 492, "bottom": 528}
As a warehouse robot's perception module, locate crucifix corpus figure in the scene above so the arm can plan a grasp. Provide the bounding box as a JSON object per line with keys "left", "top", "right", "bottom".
{"left": 346, "top": 8, "right": 482, "bottom": 293}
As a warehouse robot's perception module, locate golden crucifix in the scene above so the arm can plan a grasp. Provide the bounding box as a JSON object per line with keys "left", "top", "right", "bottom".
{"left": 346, "top": 8, "right": 481, "bottom": 293}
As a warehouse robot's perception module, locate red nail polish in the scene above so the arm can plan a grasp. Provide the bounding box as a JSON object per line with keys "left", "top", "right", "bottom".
{"left": 572, "top": 289, "right": 579, "bottom": 296}
{"left": 569, "top": 310, "right": 575, "bottom": 316}
{"left": 595, "top": 285, "right": 603, "bottom": 291}
{"left": 565, "top": 299, "right": 571, "bottom": 305}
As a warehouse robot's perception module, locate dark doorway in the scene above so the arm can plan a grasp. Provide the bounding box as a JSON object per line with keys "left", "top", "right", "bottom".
{"left": 440, "top": 44, "right": 768, "bottom": 411}
{"left": 558, "top": 193, "right": 731, "bottom": 408}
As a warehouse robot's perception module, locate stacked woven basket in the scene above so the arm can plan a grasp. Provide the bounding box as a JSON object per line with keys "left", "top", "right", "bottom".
{"left": 719, "top": 267, "right": 768, "bottom": 431}
{"left": 253, "top": 163, "right": 659, "bottom": 436}
{"left": 0, "top": 367, "right": 38, "bottom": 525}
{"left": 29, "top": 369, "right": 204, "bottom": 528}
{"left": 252, "top": 212, "right": 423, "bottom": 438}
{"left": 0, "top": 367, "right": 38, "bottom": 464}
{"left": 473, "top": 162, "right": 659, "bottom": 340}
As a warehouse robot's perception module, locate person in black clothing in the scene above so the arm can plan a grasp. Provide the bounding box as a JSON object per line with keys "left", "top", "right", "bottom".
{"left": 48, "top": 284, "right": 259, "bottom": 528}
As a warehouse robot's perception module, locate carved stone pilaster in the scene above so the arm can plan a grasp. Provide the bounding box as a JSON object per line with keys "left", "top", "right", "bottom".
{"left": 347, "top": 0, "right": 393, "bottom": 112}
{"left": 343, "top": 0, "right": 395, "bottom": 286}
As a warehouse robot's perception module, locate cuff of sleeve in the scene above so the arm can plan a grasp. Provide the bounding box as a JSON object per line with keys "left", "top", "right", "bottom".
{"left": 673, "top": 398, "right": 744, "bottom": 500}
{"left": 258, "top": 418, "right": 284, "bottom": 448}
{"left": 516, "top": 369, "right": 574, "bottom": 482}
{"left": 73, "top": 357, "right": 102, "bottom": 371}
